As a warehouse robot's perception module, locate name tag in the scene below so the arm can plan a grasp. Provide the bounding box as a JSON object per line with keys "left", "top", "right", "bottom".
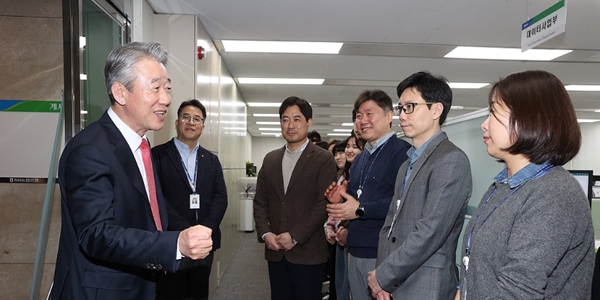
{"left": 190, "top": 193, "right": 200, "bottom": 209}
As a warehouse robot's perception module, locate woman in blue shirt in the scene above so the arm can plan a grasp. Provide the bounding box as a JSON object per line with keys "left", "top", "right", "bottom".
{"left": 459, "top": 70, "right": 594, "bottom": 299}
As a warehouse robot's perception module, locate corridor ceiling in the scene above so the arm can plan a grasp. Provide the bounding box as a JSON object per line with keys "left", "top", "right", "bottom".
{"left": 148, "top": 0, "right": 600, "bottom": 138}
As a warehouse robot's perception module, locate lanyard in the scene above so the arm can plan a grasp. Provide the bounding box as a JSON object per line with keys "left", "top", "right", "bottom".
{"left": 181, "top": 156, "right": 198, "bottom": 192}
{"left": 464, "top": 165, "right": 553, "bottom": 261}
{"left": 356, "top": 138, "right": 390, "bottom": 199}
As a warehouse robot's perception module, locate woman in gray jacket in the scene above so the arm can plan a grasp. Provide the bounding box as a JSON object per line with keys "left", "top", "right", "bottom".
{"left": 459, "top": 70, "right": 595, "bottom": 300}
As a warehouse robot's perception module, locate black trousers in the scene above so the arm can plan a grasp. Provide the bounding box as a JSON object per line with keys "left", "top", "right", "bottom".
{"left": 156, "top": 251, "right": 214, "bottom": 300}
{"left": 267, "top": 256, "right": 326, "bottom": 300}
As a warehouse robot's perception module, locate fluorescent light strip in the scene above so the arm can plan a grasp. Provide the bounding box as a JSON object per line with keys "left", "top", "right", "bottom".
{"left": 327, "top": 133, "right": 351, "bottom": 137}
{"left": 445, "top": 46, "right": 572, "bottom": 61}
{"left": 341, "top": 123, "right": 354, "bottom": 126}
{"left": 238, "top": 78, "right": 324, "bottom": 85}
{"left": 222, "top": 40, "right": 343, "bottom": 54}
{"left": 223, "top": 127, "right": 246, "bottom": 130}
{"left": 261, "top": 132, "right": 282, "bottom": 136}
{"left": 577, "top": 119, "right": 600, "bottom": 123}
{"left": 253, "top": 113, "right": 279, "bottom": 117}
{"left": 449, "top": 83, "right": 489, "bottom": 89}
{"left": 258, "top": 128, "right": 282, "bottom": 131}
{"left": 247, "top": 102, "right": 281, "bottom": 107}
{"left": 333, "top": 129, "right": 352, "bottom": 132}
{"left": 221, "top": 121, "right": 247, "bottom": 124}
{"left": 221, "top": 112, "right": 246, "bottom": 117}
{"left": 256, "top": 121, "right": 280, "bottom": 125}
{"left": 565, "top": 85, "right": 600, "bottom": 92}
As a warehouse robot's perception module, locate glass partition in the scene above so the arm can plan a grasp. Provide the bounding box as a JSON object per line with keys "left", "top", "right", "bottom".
{"left": 81, "top": 0, "right": 129, "bottom": 127}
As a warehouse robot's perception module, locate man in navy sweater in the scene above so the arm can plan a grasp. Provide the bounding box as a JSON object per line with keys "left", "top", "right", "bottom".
{"left": 327, "top": 89, "right": 410, "bottom": 299}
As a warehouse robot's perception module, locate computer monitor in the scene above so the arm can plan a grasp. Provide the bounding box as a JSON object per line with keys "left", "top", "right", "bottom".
{"left": 568, "top": 170, "right": 593, "bottom": 206}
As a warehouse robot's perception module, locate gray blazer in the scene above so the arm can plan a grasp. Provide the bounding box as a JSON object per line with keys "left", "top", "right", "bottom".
{"left": 376, "top": 132, "right": 472, "bottom": 299}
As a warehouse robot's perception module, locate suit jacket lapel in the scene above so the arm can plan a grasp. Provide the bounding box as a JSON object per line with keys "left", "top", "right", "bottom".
{"left": 195, "top": 147, "right": 207, "bottom": 194}
{"left": 274, "top": 147, "right": 285, "bottom": 199}
{"left": 100, "top": 113, "right": 148, "bottom": 200}
{"left": 166, "top": 139, "right": 193, "bottom": 192}
{"left": 287, "top": 143, "right": 314, "bottom": 192}
{"left": 396, "top": 132, "right": 449, "bottom": 216}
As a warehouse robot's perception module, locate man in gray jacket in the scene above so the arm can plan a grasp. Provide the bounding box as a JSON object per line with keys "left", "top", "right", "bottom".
{"left": 367, "top": 71, "right": 472, "bottom": 299}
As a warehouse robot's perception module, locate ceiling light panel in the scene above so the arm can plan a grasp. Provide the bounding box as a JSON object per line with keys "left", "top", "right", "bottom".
{"left": 247, "top": 102, "right": 281, "bottom": 107}
{"left": 256, "top": 121, "right": 281, "bottom": 125}
{"left": 222, "top": 40, "right": 343, "bottom": 54}
{"left": 238, "top": 78, "right": 324, "bottom": 85}
{"left": 445, "top": 46, "right": 572, "bottom": 61}
{"left": 565, "top": 85, "right": 600, "bottom": 91}
{"left": 449, "top": 83, "right": 489, "bottom": 89}
{"left": 253, "top": 114, "right": 279, "bottom": 117}
{"left": 258, "top": 128, "right": 282, "bottom": 131}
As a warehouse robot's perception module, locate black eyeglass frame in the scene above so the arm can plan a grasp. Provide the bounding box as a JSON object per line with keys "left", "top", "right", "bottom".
{"left": 393, "top": 102, "right": 437, "bottom": 115}
{"left": 179, "top": 114, "right": 205, "bottom": 124}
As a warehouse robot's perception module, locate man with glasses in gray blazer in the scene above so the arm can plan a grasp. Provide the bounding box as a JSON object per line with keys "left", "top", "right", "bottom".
{"left": 367, "top": 71, "right": 472, "bottom": 300}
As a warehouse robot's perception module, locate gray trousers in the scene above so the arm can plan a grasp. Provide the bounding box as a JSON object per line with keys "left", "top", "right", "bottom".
{"left": 348, "top": 253, "right": 376, "bottom": 300}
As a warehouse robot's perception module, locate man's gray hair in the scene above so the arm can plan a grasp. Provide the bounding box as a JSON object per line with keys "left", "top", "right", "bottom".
{"left": 104, "top": 42, "right": 168, "bottom": 104}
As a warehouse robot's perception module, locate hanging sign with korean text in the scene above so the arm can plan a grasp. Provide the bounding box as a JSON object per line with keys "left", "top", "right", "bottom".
{"left": 521, "top": 0, "right": 567, "bottom": 52}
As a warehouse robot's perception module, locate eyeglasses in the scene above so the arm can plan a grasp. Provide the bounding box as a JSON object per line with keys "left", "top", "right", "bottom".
{"left": 179, "top": 114, "right": 205, "bottom": 124}
{"left": 393, "top": 102, "right": 436, "bottom": 115}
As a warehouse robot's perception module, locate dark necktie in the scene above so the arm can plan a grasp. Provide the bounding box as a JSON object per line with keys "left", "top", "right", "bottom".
{"left": 140, "top": 138, "right": 163, "bottom": 231}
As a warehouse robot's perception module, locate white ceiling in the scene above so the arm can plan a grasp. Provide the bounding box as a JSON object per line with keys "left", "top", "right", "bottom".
{"left": 148, "top": 0, "right": 600, "bottom": 138}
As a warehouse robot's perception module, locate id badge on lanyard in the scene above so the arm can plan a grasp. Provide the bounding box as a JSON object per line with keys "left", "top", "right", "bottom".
{"left": 190, "top": 193, "right": 200, "bottom": 209}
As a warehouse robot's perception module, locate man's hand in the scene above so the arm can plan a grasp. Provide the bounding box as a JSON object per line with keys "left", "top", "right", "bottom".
{"left": 275, "top": 232, "right": 296, "bottom": 251}
{"left": 327, "top": 190, "right": 359, "bottom": 220}
{"left": 335, "top": 226, "right": 348, "bottom": 246}
{"left": 324, "top": 180, "right": 348, "bottom": 204}
{"left": 368, "top": 269, "right": 384, "bottom": 298}
{"left": 178, "top": 225, "right": 213, "bottom": 260}
{"left": 325, "top": 229, "right": 337, "bottom": 244}
{"left": 375, "top": 290, "right": 391, "bottom": 300}
{"left": 263, "top": 233, "right": 282, "bottom": 251}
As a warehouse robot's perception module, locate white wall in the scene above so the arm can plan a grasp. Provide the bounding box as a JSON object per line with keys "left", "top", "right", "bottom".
{"left": 251, "top": 136, "right": 287, "bottom": 172}
{"left": 571, "top": 122, "right": 600, "bottom": 174}
{"left": 443, "top": 116, "right": 504, "bottom": 212}
{"left": 150, "top": 12, "right": 251, "bottom": 294}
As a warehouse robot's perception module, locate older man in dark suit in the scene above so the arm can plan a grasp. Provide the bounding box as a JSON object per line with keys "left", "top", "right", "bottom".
{"left": 253, "top": 96, "right": 337, "bottom": 300}
{"left": 153, "top": 99, "right": 228, "bottom": 300}
{"left": 52, "top": 42, "right": 213, "bottom": 300}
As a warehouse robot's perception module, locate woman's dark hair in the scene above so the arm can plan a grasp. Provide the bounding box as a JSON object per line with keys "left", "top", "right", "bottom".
{"left": 489, "top": 70, "right": 580, "bottom": 165}
{"left": 343, "top": 131, "right": 363, "bottom": 179}
{"left": 332, "top": 141, "right": 347, "bottom": 156}
{"left": 327, "top": 139, "right": 340, "bottom": 151}
{"left": 346, "top": 131, "right": 364, "bottom": 151}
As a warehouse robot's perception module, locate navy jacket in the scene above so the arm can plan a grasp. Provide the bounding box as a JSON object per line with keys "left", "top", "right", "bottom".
{"left": 152, "top": 138, "right": 228, "bottom": 250}
{"left": 346, "top": 135, "right": 410, "bottom": 258}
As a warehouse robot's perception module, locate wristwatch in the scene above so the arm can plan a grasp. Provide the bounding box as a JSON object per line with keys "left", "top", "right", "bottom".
{"left": 355, "top": 205, "right": 365, "bottom": 217}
